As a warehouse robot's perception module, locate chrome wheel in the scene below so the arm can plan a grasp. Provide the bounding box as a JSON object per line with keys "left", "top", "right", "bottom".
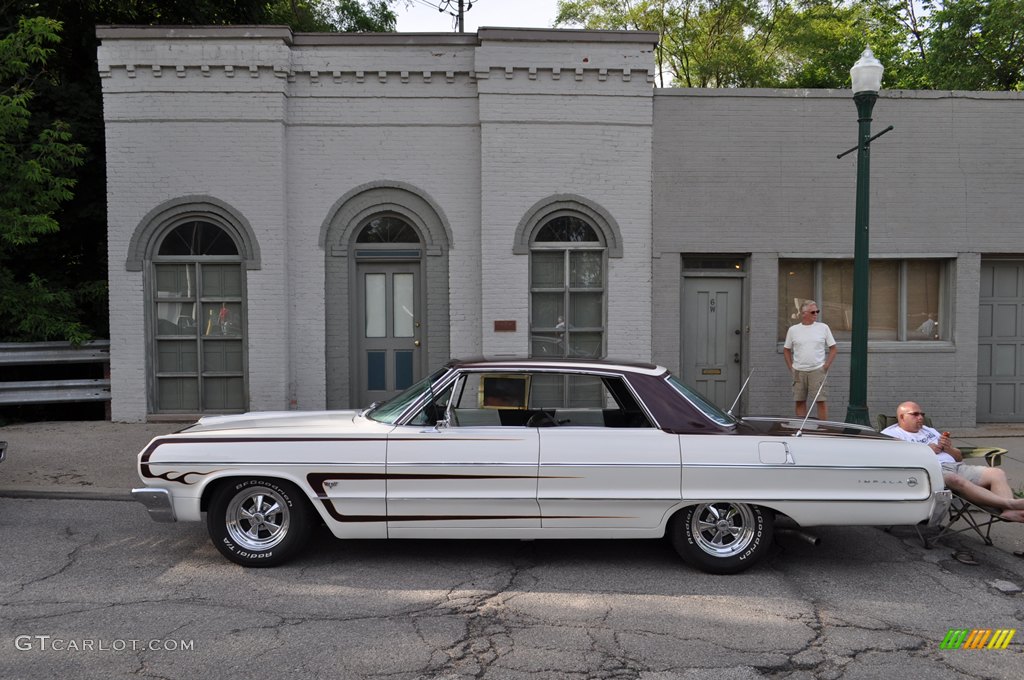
{"left": 225, "top": 485, "right": 291, "bottom": 551}
{"left": 690, "top": 502, "right": 756, "bottom": 558}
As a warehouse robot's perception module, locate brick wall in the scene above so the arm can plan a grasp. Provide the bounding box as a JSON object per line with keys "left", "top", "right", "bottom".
{"left": 653, "top": 89, "right": 1024, "bottom": 426}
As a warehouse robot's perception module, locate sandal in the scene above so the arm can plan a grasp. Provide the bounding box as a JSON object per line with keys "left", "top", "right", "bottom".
{"left": 952, "top": 550, "right": 979, "bottom": 565}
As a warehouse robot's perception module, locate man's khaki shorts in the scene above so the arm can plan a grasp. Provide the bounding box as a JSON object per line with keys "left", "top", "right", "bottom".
{"left": 792, "top": 367, "right": 827, "bottom": 402}
{"left": 941, "top": 461, "right": 985, "bottom": 485}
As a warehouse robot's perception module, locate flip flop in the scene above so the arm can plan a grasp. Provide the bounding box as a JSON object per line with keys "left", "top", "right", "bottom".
{"left": 952, "top": 550, "right": 979, "bottom": 565}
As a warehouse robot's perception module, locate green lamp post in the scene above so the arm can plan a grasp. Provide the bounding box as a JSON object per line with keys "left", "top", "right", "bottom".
{"left": 845, "top": 48, "right": 885, "bottom": 426}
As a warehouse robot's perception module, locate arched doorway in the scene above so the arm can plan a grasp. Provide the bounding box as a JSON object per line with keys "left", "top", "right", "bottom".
{"left": 352, "top": 215, "right": 424, "bottom": 406}
{"left": 322, "top": 183, "right": 452, "bottom": 408}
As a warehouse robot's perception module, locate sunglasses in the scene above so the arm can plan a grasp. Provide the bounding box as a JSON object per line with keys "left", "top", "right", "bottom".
{"left": 905, "top": 411, "right": 926, "bottom": 417}
{"left": 806, "top": 310, "right": 820, "bottom": 314}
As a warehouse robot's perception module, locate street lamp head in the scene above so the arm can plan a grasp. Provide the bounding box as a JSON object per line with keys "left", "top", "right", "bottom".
{"left": 850, "top": 47, "right": 884, "bottom": 95}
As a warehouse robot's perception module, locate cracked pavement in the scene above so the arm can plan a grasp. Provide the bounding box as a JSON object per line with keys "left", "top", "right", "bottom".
{"left": 2, "top": 497, "right": 1023, "bottom": 679}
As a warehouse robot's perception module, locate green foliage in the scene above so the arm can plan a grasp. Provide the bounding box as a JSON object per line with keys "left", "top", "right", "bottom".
{"left": 263, "top": 1, "right": 399, "bottom": 31}
{"left": 0, "top": 15, "right": 89, "bottom": 342}
{"left": 556, "top": 0, "right": 1024, "bottom": 90}
{"left": 0, "top": 1, "right": 403, "bottom": 345}
{"left": 929, "top": 0, "right": 1024, "bottom": 90}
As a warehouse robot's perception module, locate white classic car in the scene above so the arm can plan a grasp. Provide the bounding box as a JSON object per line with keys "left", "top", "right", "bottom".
{"left": 133, "top": 358, "right": 950, "bottom": 574}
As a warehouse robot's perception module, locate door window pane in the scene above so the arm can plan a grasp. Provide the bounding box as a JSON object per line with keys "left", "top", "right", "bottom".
{"left": 356, "top": 216, "right": 419, "bottom": 243}
{"left": 367, "top": 351, "right": 386, "bottom": 391}
{"left": 393, "top": 273, "right": 415, "bottom": 338}
{"left": 365, "top": 273, "right": 386, "bottom": 338}
{"left": 395, "top": 350, "right": 414, "bottom": 390}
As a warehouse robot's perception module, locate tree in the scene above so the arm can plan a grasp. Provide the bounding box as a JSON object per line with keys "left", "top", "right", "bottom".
{"left": 928, "top": 0, "right": 1024, "bottom": 90}
{"left": 0, "top": 15, "right": 89, "bottom": 341}
{"left": 0, "top": 1, "right": 404, "bottom": 342}
{"left": 556, "top": 0, "right": 1024, "bottom": 90}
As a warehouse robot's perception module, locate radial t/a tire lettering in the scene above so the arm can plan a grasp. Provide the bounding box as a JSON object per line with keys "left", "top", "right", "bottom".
{"left": 669, "top": 502, "right": 773, "bottom": 575}
{"left": 206, "top": 478, "right": 312, "bottom": 567}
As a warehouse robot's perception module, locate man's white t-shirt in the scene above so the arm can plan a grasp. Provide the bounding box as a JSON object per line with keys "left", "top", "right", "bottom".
{"left": 881, "top": 423, "right": 955, "bottom": 464}
{"left": 783, "top": 322, "right": 837, "bottom": 371}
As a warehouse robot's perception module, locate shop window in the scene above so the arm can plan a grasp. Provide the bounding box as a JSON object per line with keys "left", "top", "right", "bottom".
{"left": 778, "top": 259, "right": 948, "bottom": 342}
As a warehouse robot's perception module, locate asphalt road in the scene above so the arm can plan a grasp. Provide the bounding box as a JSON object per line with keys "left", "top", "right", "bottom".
{"left": 1, "top": 496, "right": 1023, "bottom": 679}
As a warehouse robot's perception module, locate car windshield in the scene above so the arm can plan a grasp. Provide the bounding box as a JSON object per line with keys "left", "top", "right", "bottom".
{"left": 365, "top": 367, "right": 450, "bottom": 424}
{"left": 665, "top": 374, "right": 737, "bottom": 427}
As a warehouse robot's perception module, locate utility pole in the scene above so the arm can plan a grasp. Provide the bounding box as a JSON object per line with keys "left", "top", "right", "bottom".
{"left": 439, "top": 0, "right": 473, "bottom": 33}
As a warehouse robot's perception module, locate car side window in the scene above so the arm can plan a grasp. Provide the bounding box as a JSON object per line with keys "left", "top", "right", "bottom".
{"left": 436, "top": 371, "right": 653, "bottom": 428}
{"left": 530, "top": 373, "right": 652, "bottom": 428}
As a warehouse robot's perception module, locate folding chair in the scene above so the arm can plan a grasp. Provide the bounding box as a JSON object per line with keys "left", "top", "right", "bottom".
{"left": 915, "top": 495, "right": 1007, "bottom": 549}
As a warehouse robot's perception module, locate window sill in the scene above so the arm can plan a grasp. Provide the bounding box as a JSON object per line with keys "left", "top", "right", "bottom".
{"left": 776, "top": 341, "right": 955, "bottom": 354}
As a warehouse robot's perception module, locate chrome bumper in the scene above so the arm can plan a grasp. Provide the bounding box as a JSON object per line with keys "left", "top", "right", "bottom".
{"left": 132, "top": 487, "right": 177, "bottom": 523}
{"left": 928, "top": 489, "right": 953, "bottom": 526}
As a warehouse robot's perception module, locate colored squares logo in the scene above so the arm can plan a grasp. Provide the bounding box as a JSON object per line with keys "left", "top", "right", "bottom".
{"left": 941, "top": 629, "right": 1016, "bottom": 650}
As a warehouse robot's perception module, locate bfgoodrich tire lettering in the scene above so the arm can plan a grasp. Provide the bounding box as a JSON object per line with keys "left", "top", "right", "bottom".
{"left": 669, "top": 502, "right": 774, "bottom": 575}
{"left": 206, "top": 478, "right": 312, "bottom": 567}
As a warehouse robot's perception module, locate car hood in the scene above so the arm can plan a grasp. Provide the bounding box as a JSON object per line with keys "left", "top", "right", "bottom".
{"left": 180, "top": 410, "right": 366, "bottom": 434}
{"left": 737, "top": 417, "right": 890, "bottom": 439}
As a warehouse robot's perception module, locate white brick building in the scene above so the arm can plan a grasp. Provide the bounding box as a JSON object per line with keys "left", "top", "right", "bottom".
{"left": 98, "top": 26, "right": 1024, "bottom": 426}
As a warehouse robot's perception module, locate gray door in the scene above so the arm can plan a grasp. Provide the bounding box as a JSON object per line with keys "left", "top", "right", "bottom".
{"left": 682, "top": 277, "right": 743, "bottom": 410}
{"left": 978, "top": 260, "right": 1024, "bottom": 422}
{"left": 355, "top": 262, "right": 422, "bottom": 407}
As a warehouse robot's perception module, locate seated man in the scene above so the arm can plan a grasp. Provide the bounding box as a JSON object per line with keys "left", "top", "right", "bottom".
{"left": 882, "top": 401, "right": 1024, "bottom": 522}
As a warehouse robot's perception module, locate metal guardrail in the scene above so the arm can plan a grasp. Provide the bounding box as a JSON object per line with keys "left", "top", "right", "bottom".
{"left": 0, "top": 340, "right": 111, "bottom": 408}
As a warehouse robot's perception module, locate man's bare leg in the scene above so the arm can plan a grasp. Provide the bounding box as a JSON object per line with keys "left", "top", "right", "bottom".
{"left": 978, "top": 467, "right": 1014, "bottom": 498}
{"left": 795, "top": 401, "right": 807, "bottom": 417}
{"left": 944, "top": 473, "right": 1024, "bottom": 521}
{"left": 816, "top": 401, "right": 828, "bottom": 420}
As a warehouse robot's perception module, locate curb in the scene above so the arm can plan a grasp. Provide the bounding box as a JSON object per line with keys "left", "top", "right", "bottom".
{"left": 0, "top": 488, "right": 134, "bottom": 502}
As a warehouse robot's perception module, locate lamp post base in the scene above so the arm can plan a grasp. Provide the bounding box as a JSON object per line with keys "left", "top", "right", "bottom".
{"left": 845, "top": 404, "right": 871, "bottom": 427}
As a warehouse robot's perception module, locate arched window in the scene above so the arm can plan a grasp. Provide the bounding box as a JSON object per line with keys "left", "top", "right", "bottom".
{"left": 151, "top": 220, "right": 247, "bottom": 413}
{"left": 529, "top": 214, "right": 605, "bottom": 360}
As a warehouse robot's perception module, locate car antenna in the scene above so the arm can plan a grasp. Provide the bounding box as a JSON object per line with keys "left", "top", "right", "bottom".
{"left": 726, "top": 370, "right": 754, "bottom": 417}
{"left": 795, "top": 371, "right": 830, "bottom": 437}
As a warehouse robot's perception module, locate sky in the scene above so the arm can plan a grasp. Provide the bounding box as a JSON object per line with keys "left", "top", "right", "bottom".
{"left": 396, "top": 0, "right": 562, "bottom": 33}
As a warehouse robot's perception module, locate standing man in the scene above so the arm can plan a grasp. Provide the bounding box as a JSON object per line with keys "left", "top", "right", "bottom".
{"left": 783, "top": 300, "right": 838, "bottom": 419}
